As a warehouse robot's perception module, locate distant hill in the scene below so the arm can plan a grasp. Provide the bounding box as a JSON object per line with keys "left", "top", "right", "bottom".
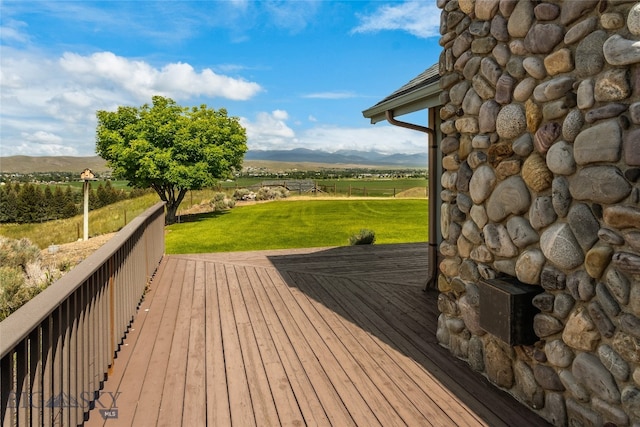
{"left": 246, "top": 148, "right": 428, "bottom": 167}
{"left": 0, "top": 156, "right": 109, "bottom": 173}
{"left": 1, "top": 149, "right": 428, "bottom": 174}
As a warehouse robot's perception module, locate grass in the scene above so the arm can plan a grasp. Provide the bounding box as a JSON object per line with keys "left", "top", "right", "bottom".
{"left": 0, "top": 193, "right": 159, "bottom": 248}
{"left": 166, "top": 199, "right": 428, "bottom": 254}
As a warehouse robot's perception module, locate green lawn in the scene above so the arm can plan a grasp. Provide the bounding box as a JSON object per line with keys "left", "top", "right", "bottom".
{"left": 165, "top": 199, "right": 428, "bottom": 254}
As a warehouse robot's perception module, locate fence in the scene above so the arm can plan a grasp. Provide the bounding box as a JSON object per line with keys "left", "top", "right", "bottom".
{"left": 0, "top": 201, "right": 165, "bottom": 426}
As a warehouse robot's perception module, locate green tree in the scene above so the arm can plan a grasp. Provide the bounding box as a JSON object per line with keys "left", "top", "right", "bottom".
{"left": 96, "top": 96, "right": 247, "bottom": 224}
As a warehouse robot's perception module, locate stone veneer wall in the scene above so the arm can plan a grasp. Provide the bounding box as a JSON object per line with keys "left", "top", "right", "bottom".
{"left": 435, "top": 0, "right": 640, "bottom": 425}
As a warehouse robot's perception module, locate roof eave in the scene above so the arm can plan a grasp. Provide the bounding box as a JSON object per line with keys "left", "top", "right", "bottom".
{"left": 362, "top": 81, "right": 442, "bottom": 124}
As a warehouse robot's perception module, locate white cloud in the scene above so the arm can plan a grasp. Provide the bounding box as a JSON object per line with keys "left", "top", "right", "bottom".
{"left": 303, "top": 91, "right": 357, "bottom": 99}
{"left": 240, "top": 110, "right": 297, "bottom": 150}
{"left": 352, "top": 1, "right": 440, "bottom": 39}
{"left": 240, "top": 109, "right": 427, "bottom": 154}
{"left": 0, "top": 49, "right": 262, "bottom": 156}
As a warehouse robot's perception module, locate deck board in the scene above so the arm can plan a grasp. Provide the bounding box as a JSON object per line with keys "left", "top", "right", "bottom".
{"left": 85, "top": 243, "right": 550, "bottom": 427}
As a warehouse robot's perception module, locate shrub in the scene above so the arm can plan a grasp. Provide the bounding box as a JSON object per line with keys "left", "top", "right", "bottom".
{"left": 232, "top": 188, "right": 252, "bottom": 200}
{"left": 349, "top": 229, "right": 376, "bottom": 245}
{"left": 210, "top": 193, "right": 235, "bottom": 211}
{"left": 0, "top": 237, "right": 48, "bottom": 320}
{"left": 256, "top": 186, "right": 289, "bottom": 201}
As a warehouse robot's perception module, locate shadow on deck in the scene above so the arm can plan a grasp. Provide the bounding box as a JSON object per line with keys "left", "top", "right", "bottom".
{"left": 86, "top": 243, "right": 549, "bottom": 426}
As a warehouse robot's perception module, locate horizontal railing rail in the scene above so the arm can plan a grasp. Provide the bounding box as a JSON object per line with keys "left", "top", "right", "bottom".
{"left": 1, "top": 201, "right": 165, "bottom": 427}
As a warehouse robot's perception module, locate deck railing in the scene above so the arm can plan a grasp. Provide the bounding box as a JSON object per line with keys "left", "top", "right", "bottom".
{"left": 1, "top": 202, "right": 165, "bottom": 427}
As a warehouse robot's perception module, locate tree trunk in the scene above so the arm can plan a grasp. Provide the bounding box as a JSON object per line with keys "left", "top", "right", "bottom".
{"left": 165, "top": 203, "right": 178, "bottom": 225}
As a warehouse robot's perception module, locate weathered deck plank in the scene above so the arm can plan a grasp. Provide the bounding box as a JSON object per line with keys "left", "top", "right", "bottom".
{"left": 85, "top": 243, "right": 550, "bottom": 427}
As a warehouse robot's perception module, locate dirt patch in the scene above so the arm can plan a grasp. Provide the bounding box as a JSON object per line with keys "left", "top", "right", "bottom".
{"left": 41, "top": 232, "right": 117, "bottom": 271}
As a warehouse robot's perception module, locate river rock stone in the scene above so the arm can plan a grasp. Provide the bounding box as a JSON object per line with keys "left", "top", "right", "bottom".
{"left": 601, "top": 12, "right": 625, "bottom": 29}
{"left": 598, "top": 344, "right": 629, "bottom": 382}
{"left": 468, "top": 336, "right": 484, "bottom": 372}
{"left": 534, "top": 3, "right": 559, "bottom": 21}
{"left": 544, "top": 76, "right": 575, "bottom": 101}
{"left": 492, "top": 43, "right": 510, "bottom": 67}
{"left": 630, "top": 3, "right": 640, "bottom": 35}
{"left": 484, "top": 338, "right": 514, "bottom": 388}
{"left": 493, "top": 259, "right": 515, "bottom": 276}
{"left": 630, "top": 102, "right": 640, "bottom": 124}
{"left": 470, "top": 204, "right": 488, "bottom": 229}
{"left": 478, "top": 100, "right": 500, "bottom": 133}
{"left": 507, "top": 0, "right": 533, "bottom": 37}
{"left": 496, "top": 103, "right": 527, "bottom": 139}
{"left": 624, "top": 129, "right": 640, "bottom": 165}
{"left": 533, "top": 364, "right": 564, "bottom": 392}
{"left": 452, "top": 31, "right": 473, "bottom": 58}
{"left": 565, "top": 16, "right": 597, "bottom": 45}
{"left": 456, "top": 117, "right": 479, "bottom": 133}
{"left": 605, "top": 268, "right": 630, "bottom": 306}
{"left": 441, "top": 136, "right": 460, "bottom": 154}
{"left": 585, "top": 245, "right": 613, "bottom": 279}
{"left": 553, "top": 293, "right": 575, "bottom": 319}
{"left": 495, "top": 74, "right": 515, "bottom": 104}
{"left": 456, "top": 161, "right": 473, "bottom": 192}
{"left": 619, "top": 313, "right": 640, "bottom": 340}
{"left": 523, "top": 153, "right": 553, "bottom": 193}
{"left": 514, "top": 361, "right": 545, "bottom": 409}
{"left": 532, "top": 292, "right": 554, "bottom": 312}
{"left": 598, "top": 227, "right": 624, "bottom": 246}
{"left": 567, "top": 203, "right": 599, "bottom": 251}
{"left": 622, "top": 386, "right": 640, "bottom": 421}
{"left": 475, "top": 0, "right": 500, "bottom": 20}
{"left": 587, "top": 301, "right": 616, "bottom": 338}
{"left": 613, "top": 251, "right": 640, "bottom": 275}
{"left": 522, "top": 57, "right": 546, "bottom": 80}
{"left": 552, "top": 176, "right": 571, "bottom": 218}
{"left": 495, "top": 159, "right": 520, "bottom": 180}
{"left": 585, "top": 103, "right": 628, "bottom": 124}
{"left": 440, "top": 257, "right": 462, "bottom": 278}
{"left": 506, "top": 57, "right": 525, "bottom": 80}
{"left": 472, "top": 74, "right": 496, "bottom": 99}
{"left": 603, "top": 205, "right": 640, "bottom": 228}
{"left": 515, "top": 249, "right": 545, "bottom": 284}
{"left": 567, "top": 399, "right": 603, "bottom": 426}
{"left": 483, "top": 223, "right": 517, "bottom": 257}
{"left": 472, "top": 37, "right": 497, "bottom": 54}
{"left": 462, "top": 56, "right": 481, "bottom": 81}
{"left": 529, "top": 196, "right": 556, "bottom": 230}
{"left": 575, "top": 30, "right": 608, "bottom": 77}
{"left": 525, "top": 99, "right": 542, "bottom": 132}
{"left": 569, "top": 166, "right": 631, "bottom": 204}
{"left": 603, "top": 34, "right": 640, "bottom": 66}
{"left": 469, "top": 165, "right": 496, "bottom": 204}
{"left": 540, "top": 223, "right": 584, "bottom": 270}
{"left": 462, "top": 89, "right": 482, "bottom": 116}
{"left": 573, "top": 352, "right": 620, "bottom": 403}
{"left": 459, "top": 295, "right": 484, "bottom": 335}
{"left": 546, "top": 340, "right": 574, "bottom": 368}
{"left": 512, "top": 133, "right": 533, "bottom": 156}
{"left": 450, "top": 81, "right": 471, "bottom": 105}
{"left": 544, "top": 48, "right": 573, "bottom": 75}
{"left": 513, "top": 77, "right": 536, "bottom": 102}
{"left": 534, "top": 313, "right": 563, "bottom": 338}
{"left": 575, "top": 121, "right": 621, "bottom": 166}
{"left": 506, "top": 216, "right": 538, "bottom": 248}
{"left": 489, "top": 15, "right": 507, "bottom": 41}
{"left": 533, "top": 122, "right": 561, "bottom": 154}
{"left": 524, "top": 24, "right": 563, "bottom": 54}
{"left": 546, "top": 141, "right": 575, "bottom": 175}
{"left": 471, "top": 245, "right": 494, "bottom": 263}
{"left": 595, "top": 68, "right": 631, "bottom": 102}
{"left": 486, "top": 176, "right": 531, "bottom": 222}
{"left": 561, "top": 372, "right": 590, "bottom": 405}
{"left": 577, "top": 79, "right": 595, "bottom": 110}
{"left": 462, "top": 219, "right": 483, "bottom": 245}
{"left": 469, "top": 20, "right": 490, "bottom": 37}
{"left": 560, "top": 0, "right": 598, "bottom": 25}
{"left": 467, "top": 151, "right": 487, "bottom": 169}
{"left": 542, "top": 97, "right": 575, "bottom": 121}
{"left": 563, "top": 308, "right": 600, "bottom": 351}
{"left": 567, "top": 270, "right": 595, "bottom": 302}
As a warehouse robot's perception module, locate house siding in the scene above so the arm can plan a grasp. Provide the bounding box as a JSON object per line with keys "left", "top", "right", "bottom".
{"left": 436, "top": 1, "right": 640, "bottom": 425}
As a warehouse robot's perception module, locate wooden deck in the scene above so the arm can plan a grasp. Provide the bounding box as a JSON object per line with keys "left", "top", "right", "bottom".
{"left": 85, "top": 243, "right": 549, "bottom": 426}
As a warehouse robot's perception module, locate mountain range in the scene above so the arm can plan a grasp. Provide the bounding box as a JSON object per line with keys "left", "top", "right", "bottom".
{"left": 0, "top": 149, "right": 428, "bottom": 173}
{"left": 245, "top": 148, "right": 428, "bottom": 167}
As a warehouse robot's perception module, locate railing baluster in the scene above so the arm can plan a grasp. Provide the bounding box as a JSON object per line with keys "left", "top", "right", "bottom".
{"left": 0, "top": 202, "right": 165, "bottom": 426}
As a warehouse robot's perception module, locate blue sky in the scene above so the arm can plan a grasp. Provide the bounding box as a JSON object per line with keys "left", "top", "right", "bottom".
{"left": 1, "top": 1, "right": 441, "bottom": 157}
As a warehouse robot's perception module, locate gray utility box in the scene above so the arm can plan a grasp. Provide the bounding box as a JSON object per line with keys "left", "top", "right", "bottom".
{"left": 478, "top": 277, "right": 544, "bottom": 346}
